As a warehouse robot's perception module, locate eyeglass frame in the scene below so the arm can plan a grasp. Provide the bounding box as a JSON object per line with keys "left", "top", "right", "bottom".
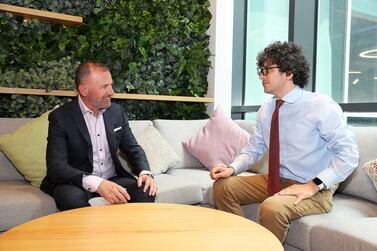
{"left": 256, "top": 66, "right": 279, "bottom": 76}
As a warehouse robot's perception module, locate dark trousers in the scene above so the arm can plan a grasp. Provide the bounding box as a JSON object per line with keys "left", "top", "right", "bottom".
{"left": 52, "top": 174, "right": 155, "bottom": 211}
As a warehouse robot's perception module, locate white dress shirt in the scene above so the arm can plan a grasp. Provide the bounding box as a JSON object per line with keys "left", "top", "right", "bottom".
{"left": 78, "top": 97, "right": 152, "bottom": 192}
{"left": 79, "top": 96, "right": 116, "bottom": 192}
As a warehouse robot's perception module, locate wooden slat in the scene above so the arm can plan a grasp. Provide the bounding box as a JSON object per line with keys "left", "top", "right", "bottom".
{"left": 0, "top": 87, "right": 77, "bottom": 97}
{"left": 0, "top": 87, "right": 214, "bottom": 103}
{"left": 0, "top": 3, "right": 82, "bottom": 27}
{"left": 113, "top": 93, "right": 214, "bottom": 102}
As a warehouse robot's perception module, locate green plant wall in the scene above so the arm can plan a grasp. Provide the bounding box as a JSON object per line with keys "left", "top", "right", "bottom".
{"left": 0, "top": 0, "right": 211, "bottom": 119}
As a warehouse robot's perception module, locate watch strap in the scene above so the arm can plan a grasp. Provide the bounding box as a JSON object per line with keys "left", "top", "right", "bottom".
{"left": 312, "top": 177, "right": 325, "bottom": 190}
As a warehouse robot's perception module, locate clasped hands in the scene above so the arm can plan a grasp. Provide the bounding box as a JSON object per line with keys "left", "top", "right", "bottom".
{"left": 96, "top": 174, "right": 157, "bottom": 204}
{"left": 210, "top": 164, "right": 235, "bottom": 180}
{"left": 210, "top": 164, "right": 320, "bottom": 205}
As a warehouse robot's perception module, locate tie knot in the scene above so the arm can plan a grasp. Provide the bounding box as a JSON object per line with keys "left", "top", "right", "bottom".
{"left": 275, "top": 99, "right": 284, "bottom": 109}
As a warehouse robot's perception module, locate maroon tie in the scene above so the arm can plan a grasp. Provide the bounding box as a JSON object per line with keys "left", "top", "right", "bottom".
{"left": 268, "top": 99, "right": 284, "bottom": 196}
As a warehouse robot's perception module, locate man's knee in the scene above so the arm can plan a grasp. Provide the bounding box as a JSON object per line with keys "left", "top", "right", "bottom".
{"left": 110, "top": 176, "right": 154, "bottom": 202}
{"left": 213, "top": 177, "right": 238, "bottom": 197}
{"left": 213, "top": 179, "right": 225, "bottom": 196}
{"left": 259, "top": 196, "right": 288, "bottom": 223}
{"left": 259, "top": 197, "right": 292, "bottom": 243}
{"left": 130, "top": 186, "right": 155, "bottom": 203}
{"left": 137, "top": 194, "right": 155, "bottom": 203}
{"left": 58, "top": 198, "right": 89, "bottom": 211}
{"left": 52, "top": 185, "right": 90, "bottom": 211}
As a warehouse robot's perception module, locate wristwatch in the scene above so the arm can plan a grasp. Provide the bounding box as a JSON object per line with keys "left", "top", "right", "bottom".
{"left": 139, "top": 170, "right": 154, "bottom": 179}
{"left": 312, "top": 177, "right": 325, "bottom": 190}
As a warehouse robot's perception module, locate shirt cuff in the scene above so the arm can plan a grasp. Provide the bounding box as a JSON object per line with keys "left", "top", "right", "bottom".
{"left": 229, "top": 154, "right": 251, "bottom": 175}
{"left": 139, "top": 170, "right": 153, "bottom": 177}
{"left": 82, "top": 175, "right": 104, "bottom": 192}
{"left": 228, "top": 166, "right": 236, "bottom": 176}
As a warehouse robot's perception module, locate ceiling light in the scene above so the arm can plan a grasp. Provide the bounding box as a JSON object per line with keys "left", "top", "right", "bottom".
{"left": 349, "top": 71, "right": 361, "bottom": 74}
{"left": 359, "top": 49, "right": 377, "bottom": 58}
{"left": 352, "top": 79, "right": 359, "bottom": 85}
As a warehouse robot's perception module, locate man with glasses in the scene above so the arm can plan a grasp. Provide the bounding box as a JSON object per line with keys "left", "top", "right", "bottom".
{"left": 210, "top": 41, "right": 358, "bottom": 243}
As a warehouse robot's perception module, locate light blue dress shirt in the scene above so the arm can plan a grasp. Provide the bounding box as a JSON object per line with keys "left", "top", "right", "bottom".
{"left": 230, "top": 86, "right": 359, "bottom": 188}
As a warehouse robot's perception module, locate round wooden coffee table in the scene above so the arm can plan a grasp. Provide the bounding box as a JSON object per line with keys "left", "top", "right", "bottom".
{"left": 0, "top": 203, "right": 283, "bottom": 250}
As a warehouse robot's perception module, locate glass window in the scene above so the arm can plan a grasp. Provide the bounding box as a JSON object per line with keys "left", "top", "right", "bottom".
{"left": 238, "top": 0, "right": 377, "bottom": 124}
{"left": 244, "top": 0, "right": 289, "bottom": 120}
{"left": 244, "top": 112, "right": 258, "bottom": 121}
{"left": 316, "top": 0, "right": 377, "bottom": 103}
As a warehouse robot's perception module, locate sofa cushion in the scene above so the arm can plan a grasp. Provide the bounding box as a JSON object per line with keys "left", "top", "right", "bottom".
{"left": 128, "top": 120, "right": 153, "bottom": 134}
{"left": 0, "top": 118, "right": 32, "bottom": 135}
{"left": 0, "top": 151, "right": 24, "bottom": 181}
{"left": 0, "top": 118, "right": 34, "bottom": 181}
{"left": 153, "top": 119, "right": 208, "bottom": 169}
{"left": 182, "top": 108, "right": 250, "bottom": 170}
{"left": 338, "top": 126, "right": 377, "bottom": 203}
{"left": 363, "top": 159, "right": 377, "bottom": 191}
{"left": 284, "top": 193, "right": 377, "bottom": 251}
{"left": 167, "top": 167, "right": 214, "bottom": 205}
{"left": 168, "top": 168, "right": 257, "bottom": 206}
{"left": 120, "top": 126, "right": 180, "bottom": 176}
{"left": 311, "top": 218, "right": 377, "bottom": 251}
{"left": 154, "top": 174, "right": 203, "bottom": 204}
{"left": 0, "top": 181, "right": 58, "bottom": 231}
{"left": 0, "top": 110, "right": 51, "bottom": 187}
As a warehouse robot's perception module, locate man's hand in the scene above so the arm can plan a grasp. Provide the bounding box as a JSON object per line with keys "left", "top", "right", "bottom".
{"left": 137, "top": 174, "right": 157, "bottom": 196}
{"left": 210, "top": 164, "right": 235, "bottom": 180}
{"left": 276, "top": 181, "right": 320, "bottom": 205}
{"left": 96, "top": 180, "right": 131, "bottom": 204}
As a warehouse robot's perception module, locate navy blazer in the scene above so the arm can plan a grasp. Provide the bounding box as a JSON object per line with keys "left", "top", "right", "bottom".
{"left": 40, "top": 99, "right": 150, "bottom": 195}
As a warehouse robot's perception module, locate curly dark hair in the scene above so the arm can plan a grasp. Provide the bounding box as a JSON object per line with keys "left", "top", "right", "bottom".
{"left": 257, "top": 41, "right": 310, "bottom": 88}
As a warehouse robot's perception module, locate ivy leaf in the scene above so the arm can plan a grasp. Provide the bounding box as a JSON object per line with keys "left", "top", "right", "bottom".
{"left": 93, "top": 8, "right": 102, "bottom": 15}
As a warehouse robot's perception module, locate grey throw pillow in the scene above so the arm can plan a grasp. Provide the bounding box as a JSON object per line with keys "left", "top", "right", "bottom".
{"left": 119, "top": 126, "right": 180, "bottom": 176}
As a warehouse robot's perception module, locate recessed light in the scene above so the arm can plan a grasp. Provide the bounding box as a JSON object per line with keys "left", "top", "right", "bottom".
{"left": 352, "top": 79, "right": 359, "bottom": 85}
{"left": 359, "top": 49, "right": 377, "bottom": 58}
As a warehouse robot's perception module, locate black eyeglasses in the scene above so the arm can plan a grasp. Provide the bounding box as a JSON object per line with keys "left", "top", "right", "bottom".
{"left": 257, "top": 66, "right": 279, "bottom": 76}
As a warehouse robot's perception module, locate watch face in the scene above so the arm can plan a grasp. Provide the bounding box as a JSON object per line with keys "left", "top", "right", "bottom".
{"left": 313, "top": 177, "right": 323, "bottom": 186}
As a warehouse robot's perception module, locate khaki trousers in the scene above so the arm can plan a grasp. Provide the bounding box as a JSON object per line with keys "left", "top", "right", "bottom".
{"left": 213, "top": 174, "right": 333, "bottom": 243}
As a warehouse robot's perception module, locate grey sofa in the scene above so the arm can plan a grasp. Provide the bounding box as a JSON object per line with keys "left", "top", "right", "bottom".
{"left": 1, "top": 117, "right": 377, "bottom": 251}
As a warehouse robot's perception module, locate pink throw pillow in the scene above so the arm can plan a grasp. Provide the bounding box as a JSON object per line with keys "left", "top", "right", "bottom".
{"left": 182, "top": 107, "right": 250, "bottom": 170}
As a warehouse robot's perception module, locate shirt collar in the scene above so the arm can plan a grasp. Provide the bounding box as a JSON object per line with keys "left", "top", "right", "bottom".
{"left": 78, "top": 95, "right": 106, "bottom": 116}
{"left": 275, "top": 85, "right": 303, "bottom": 104}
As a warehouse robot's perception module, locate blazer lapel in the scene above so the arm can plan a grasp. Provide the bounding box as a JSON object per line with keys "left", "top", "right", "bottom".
{"left": 103, "top": 109, "right": 116, "bottom": 154}
{"left": 71, "top": 100, "right": 92, "bottom": 149}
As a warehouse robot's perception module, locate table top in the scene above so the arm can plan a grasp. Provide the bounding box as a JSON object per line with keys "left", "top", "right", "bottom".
{"left": 0, "top": 203, "right": 283, "bottom": 251}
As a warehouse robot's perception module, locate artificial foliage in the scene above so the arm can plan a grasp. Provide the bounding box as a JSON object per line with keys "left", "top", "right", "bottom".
{"left": 0, "top": 0, "right": 211, "bottom": 119}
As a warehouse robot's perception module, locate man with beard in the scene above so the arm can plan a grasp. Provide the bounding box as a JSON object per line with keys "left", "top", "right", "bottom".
{"left": 41, "top": 61, "right": 157, "bottom": 210}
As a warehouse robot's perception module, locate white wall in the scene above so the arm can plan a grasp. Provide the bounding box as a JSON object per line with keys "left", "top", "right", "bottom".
{"left": 206, "top": 0, "right": 234, "bottom": 117}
